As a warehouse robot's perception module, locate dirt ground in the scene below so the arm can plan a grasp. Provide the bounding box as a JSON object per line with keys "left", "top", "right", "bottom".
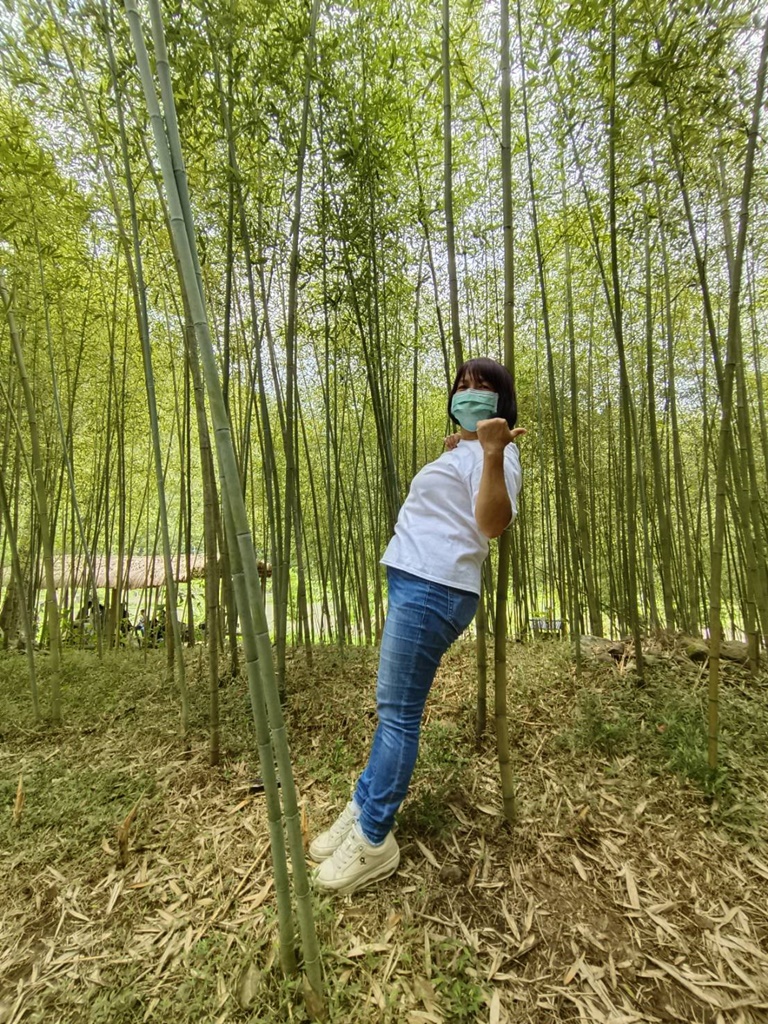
{"left": 1, "top": 637, "right": 767, "bottom": 1023}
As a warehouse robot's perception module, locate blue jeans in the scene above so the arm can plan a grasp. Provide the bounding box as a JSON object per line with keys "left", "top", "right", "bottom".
{"left": 354, "top": 567, "right": 478, "bottom": 844}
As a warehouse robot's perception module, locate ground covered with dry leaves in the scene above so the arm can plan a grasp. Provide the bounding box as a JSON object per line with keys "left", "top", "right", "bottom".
{"left": 1, "top": 637, "right": 768, "bottom": 1023}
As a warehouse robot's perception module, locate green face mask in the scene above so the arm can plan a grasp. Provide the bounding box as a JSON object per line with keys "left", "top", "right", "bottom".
{"left": 450, "top": 389, "right": 499, "bottom": 432}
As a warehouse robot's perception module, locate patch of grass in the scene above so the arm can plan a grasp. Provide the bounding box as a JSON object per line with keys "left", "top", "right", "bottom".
{"left": 0, "top": 758, "right": 157, "bottom": 869}
{"left": 82, "top": 983, "right": 146, "bottom": 1024}
{"left": 566, "top": 690, "right": 635, "bottom": 757}
{"left": 397, "top": 720, "right": 470, "bottom": 836}
{"left": 150, "top": 939, "right": 234, "bottom": 1021}
{"left": 419, "top": 720, "right": 469, "bottom": 776}
{"left": 651, "top": 692, "right": 768, "bottom": 838}
{"left": 655, "top": 700, "right": 720, "bottom": 791}
{"left": 430, "top": 940, "right": 486, "bottom": 1023}
{"left": 0, "top": 649, "right": 175, "bottom": 739}
{"left": 398, "top": 788, "right": 455, "bottom": 837}
{"left": 553, "top": 664, "right": 768, "bottom": 838}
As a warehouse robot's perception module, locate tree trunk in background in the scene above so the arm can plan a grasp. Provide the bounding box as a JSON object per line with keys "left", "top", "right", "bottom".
{"left": 0, "top": 468, "right": 40, "bottom": 719}
{"left": 1, "top": 274, "right": 62, "bottom": 724}
{"left": 608, "top": 3, "right": 643, "bottom": 678}
{"left": 442, "top": 0, "right": 463, "bottom": 370}
{"left": 708, "top": 18, "right": 768, "bottom": 767}
{"left": 492, "top": 0, "right": 518, "bottom": 822}
{"left": 282, "top": 0, "right": 322, "bottom": 675}
{"left": 642, "top": 193, "right": 675, "bottom": 631}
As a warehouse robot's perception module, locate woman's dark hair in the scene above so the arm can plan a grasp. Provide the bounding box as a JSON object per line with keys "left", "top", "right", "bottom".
{"left": 448, "top": 357, "right": 517, "bottom": 429}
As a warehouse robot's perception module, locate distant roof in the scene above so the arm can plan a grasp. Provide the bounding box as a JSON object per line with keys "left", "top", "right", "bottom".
{"left": 1, "top": 552, "right": 270, "bottom": 592}
{"left": 49, "top": 553, "right": 207, "bottom": 590}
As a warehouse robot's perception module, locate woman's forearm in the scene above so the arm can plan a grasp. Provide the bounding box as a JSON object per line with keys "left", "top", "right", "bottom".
{"left": 475, "top": 450, "right": 512, "bottom": 538}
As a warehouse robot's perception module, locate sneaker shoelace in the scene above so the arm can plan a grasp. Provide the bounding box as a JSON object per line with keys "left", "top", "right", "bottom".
{"left": 328, "top": 807, "right": 355, "bottom": 842}
{"left": 333, "top": 830, "right": 365, "bottom": 869}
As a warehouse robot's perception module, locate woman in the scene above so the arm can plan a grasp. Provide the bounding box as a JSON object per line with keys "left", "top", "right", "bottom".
{"left": 311, "top": 357, "right": 524, "bottom": 895}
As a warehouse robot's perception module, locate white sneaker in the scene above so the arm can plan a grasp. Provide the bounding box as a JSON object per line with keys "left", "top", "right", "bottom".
{"left": 308, "top": 801, "right": 358, "bottom": 861}
{"left": 312, "top": 824, "right": 400, "bottom": 895}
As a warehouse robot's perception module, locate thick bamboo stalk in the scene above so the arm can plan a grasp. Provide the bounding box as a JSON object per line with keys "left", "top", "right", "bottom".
{"left": 129, "top": 0, "right": 323, "bottom": 1001}
{"left": 651, "top": 161, "right": 698, "bottom": 632}
{"left": 488, "top": 0, "right": 519, "bottom": 821}
{"left": 100, "top": 10, "right": 188, "bottom": 726}
{"left": 562, "top": 170, "right": 601, "bottom": 638}
{"left": 608, "top": 4, "right": 643, "bottom": 676}
{"left": 715, "top": 155, "right": 768, "bottom": 657}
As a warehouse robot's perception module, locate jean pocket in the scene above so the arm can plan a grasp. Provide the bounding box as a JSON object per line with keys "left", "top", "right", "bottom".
{"left": 449, "top": 590, "right": 478, "bottom": 636}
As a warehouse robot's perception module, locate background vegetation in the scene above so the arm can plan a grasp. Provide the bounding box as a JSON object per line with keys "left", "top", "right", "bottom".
{"left": 2, "top": 0, "right": 767, "bottom": 664}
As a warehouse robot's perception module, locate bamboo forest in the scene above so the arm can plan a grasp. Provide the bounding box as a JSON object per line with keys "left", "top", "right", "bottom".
{"left": 2, "top": 0, "right": 768, "bottom": 1019}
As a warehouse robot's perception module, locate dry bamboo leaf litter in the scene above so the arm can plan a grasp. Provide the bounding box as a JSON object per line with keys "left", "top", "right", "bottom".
{"left": 2, "top": 642, "right": 768, "bottom": 1023}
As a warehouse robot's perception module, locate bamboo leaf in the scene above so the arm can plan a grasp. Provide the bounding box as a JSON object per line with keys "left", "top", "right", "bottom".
{"left": 236, "top": 961, "right": 261, "bottom": 1009}
{"left": 116, "top": 798, "right": 141, "bottom": 869}
{"left": 13, "top": 775, "right": 24, "bottom": 825}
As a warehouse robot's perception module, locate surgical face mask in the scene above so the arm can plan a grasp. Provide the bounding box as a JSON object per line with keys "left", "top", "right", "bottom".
{"left": 450, "top": 389, "right": 499, "bottom": 432}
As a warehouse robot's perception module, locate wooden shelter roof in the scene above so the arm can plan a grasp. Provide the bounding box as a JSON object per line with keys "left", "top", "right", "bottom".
{"left": 49, "top": 554, "right": 207, "bottom": 591}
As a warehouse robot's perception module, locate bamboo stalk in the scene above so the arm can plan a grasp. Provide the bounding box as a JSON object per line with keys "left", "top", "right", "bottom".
{"left": 127, "top": 0, "right": 323, "bottom": 1001}
{"left": 707, "top": 17, "right": 768, "bottom": 767}
{"left": 1, "top": 273, "right": 62, "bottom": 724}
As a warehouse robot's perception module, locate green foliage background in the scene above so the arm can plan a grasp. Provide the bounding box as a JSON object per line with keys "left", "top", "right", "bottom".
{"left": 1, "top": 0, "right": 766, "bottom": 638}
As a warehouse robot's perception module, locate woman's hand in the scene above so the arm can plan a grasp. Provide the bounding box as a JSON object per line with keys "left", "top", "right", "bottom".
{"left": 444, "top": 433, "right": 461, "bottom": 451}
{"left": 476, "top": 419, "right": 526, "bottom": 455}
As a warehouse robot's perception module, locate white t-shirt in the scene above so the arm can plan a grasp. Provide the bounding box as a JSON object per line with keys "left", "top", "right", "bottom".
{"left": 381, "top": 439, "right": 522, "bottom": 596}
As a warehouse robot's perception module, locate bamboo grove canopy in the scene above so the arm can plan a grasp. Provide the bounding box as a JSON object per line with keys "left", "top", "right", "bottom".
{"left": 2, "top": 0, "right": 767, "bottom": 648}
{"left": 1, "top": 0, "right": 767, "bottom": 734}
